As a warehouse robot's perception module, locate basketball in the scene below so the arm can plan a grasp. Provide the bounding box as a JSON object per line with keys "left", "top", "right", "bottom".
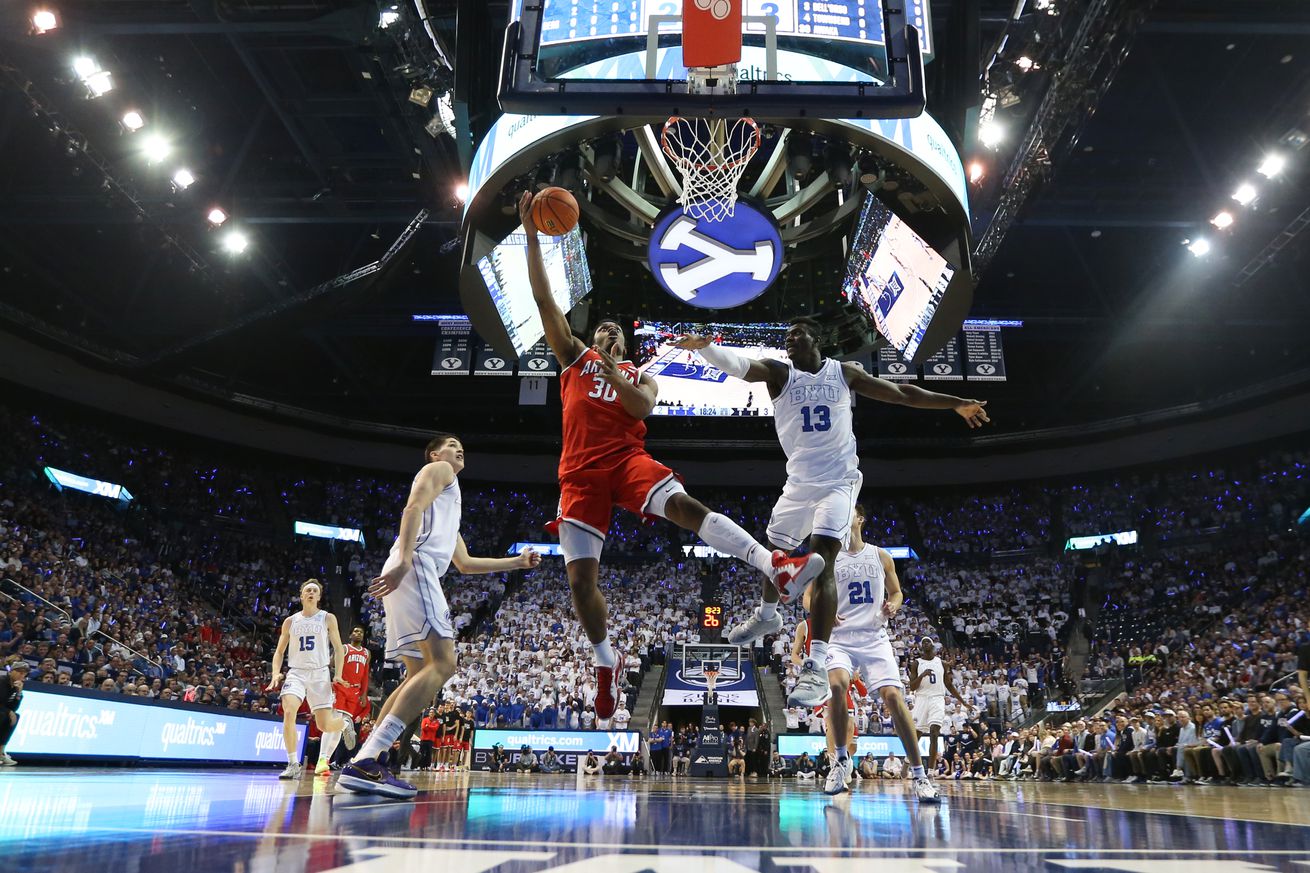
{"left": 530, "top": 187, "right": 579, "bottom": 236}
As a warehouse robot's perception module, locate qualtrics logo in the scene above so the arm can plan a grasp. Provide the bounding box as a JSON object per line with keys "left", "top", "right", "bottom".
{"left": 255, "top": 728, "right": 285, "bottom": 754}
{"left": 14, "top": 702, "right": 107, "bottom": 742}
{"left": 159, "top": 718, "right": 219, "bottom": 752}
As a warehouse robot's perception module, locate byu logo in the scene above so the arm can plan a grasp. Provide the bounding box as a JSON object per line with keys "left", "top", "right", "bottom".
{"left": 648, "top": 201, "right": 782, "bottom": 310}
{"left": 933, "top": 363, "right": 953, "bottom": 375}
{"left": 527, "top": 358, "right": 548, "bottom": 371}
{"left": 888, "top": 362, "right": 907, "bottom": 375}
{"left": 485, "top": 357, "right": 505, "bottom": 370}
{"left": 976, "top": 363, "right": 996, "bottom": 375}
{"left": 441, "top": 357, "right": 462, "bottom": 370}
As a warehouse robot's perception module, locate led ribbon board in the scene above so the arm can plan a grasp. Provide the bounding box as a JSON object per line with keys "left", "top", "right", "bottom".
{"left": 294, "top": 521, "right": 365, "bottom": 544}
{"left": 1064, "top": 530, "right": 1138, "bottom": 551}
{"left": 43, "top": 467, "right": 133, "bottom": 503}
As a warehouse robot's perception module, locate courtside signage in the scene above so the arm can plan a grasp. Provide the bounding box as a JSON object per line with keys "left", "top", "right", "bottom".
{"left": 472, "top": 729, "right": 641, "bottom": 754}
{"left": 648, "top": 201, "right": 783, "bottom": 309}
{"left": 776, "top": 733, "right": 929, "bottom": 758}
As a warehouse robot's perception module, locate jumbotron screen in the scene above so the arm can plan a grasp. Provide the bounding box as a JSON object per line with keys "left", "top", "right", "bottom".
{"left": 841, "top": 194, "right": 956, "bottom": 361}
{"left": 476, "top": 225, "right": 592, "bottom": 355}
{"left": 634, "top": 321, "right": 787, "bottom": 417}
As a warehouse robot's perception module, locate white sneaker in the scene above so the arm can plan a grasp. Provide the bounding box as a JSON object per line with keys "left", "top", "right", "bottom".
{"left": 787, "top": 659, "right": 832, "bottom": 707}
{"left": 278, "top": 762, "right": 302, "bottom": 780}
{"left": 0, "top": 754, "right": 17, "bottom": 766}
{"left": 825, "top": 758, "right": 852, "bottom": 795}
{"left": 915, "top": 777, "right": 941, "bottom": 803}
{"left": 341, "top": 717, "right": 357, "bottom": 751}
{"left": 726, "top": 606, "right": 785, "bottom": 646}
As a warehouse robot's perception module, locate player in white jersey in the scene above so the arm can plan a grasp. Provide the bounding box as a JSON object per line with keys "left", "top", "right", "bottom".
{"left": 338, "top": 434, "right": 540, "bottom": 799}
{"left": 268, "top": 578, "right": 349, "bottom": 779}
{"left": 820, "top": 504, "right": 940, "bottom": 802}
{"left": 908, "top": 637, "right": 972, "bottom": 773}
{"left": 677, "top": 318, "right": 989, "bottom": 707}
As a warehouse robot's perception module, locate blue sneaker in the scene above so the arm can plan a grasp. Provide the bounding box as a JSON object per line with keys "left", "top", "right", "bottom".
{"left": 338, "top": 755, "right": 417, "bottom": 799}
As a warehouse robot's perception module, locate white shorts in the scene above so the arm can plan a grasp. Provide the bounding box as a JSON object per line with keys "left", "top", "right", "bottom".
{"left": 767, "top": 474, "right": 862, "bottom": 550}
{"left": 912, "top": 696, "right": 946, "bottom": 731}
{"left": 381, "top": 547, "right": 454, "bottom": 660}
{"left": 825, "top": 634, "right": 903, "bottom": 693}
{"left": 282, "top": 667, "right": 334, "bottom": 711}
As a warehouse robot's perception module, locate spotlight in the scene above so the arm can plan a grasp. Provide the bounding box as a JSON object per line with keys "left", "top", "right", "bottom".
{"left": 978, "top": 120, "right": 1005, "bottom": 149}
{"left": 1256, "top": 153, "right": 1286, "bottom": 179}
{"left": 454, "top": 182, "right": 469, "bottom": 202}
{"left": 221, "top": 230, "right": 249, "bottom": 254}
{"left": 787, "top": 132, "right": 813, "bottom": 180}
{"left": 968, "top": 161, "right": 985, "bottom": 184}
{"left": 32, "top": 10, "right": 59, "bottom": 33}
{"left": 1187, "top": 238, "right": 1211, "bottom": 257}
{"left": 121, "top": 111, "right": 145, "bottom": 132}
{"left": 207, "top": 207, "right": 228, "bottom": 226}
{"left": 84, "top": 70, "right": 113, "bottom": 98}
{"left": 1210, "top": 211, "right": 1233, "bottom": 229}
{"left": 72, "top": 56, "right": 98, "bottom": 78}
{"left": 1016, "top": 56, "right": 1035, "bottom": 72}
{"left": 379, "top": 6, "right": 400, "bottom": 28}
{"left": 141, "top": 134, "right": 171, "bottom": 164}
{"left": 825, "top": 143, "right": 853, "bottom": 187}
{"left": 1231, "top": 183, "right": 1258, "bottom": 206}
{"left": 172, "top": 168, "right": 196, "bottom": 190}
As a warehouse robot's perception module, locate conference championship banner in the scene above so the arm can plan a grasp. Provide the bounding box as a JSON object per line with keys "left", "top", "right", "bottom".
{"left": 474, "top": 341, "right": 515, "bottom": 376}
{"left": 662, "top": 656, "right": 759, "bottom": 706}
{"left": 431, "top": 334, "right": 472, "bottom": 376}
{"left": 10, "top": 686, "right": 304, "bottom": 763}
{"left": 922, "top": 335, "right": 964, "bottom": 381}
{"left": 964, "top": 326, "right": 1008, "bottom": 381}
{"left": 517, "top": 341, "right": 559, "bottom": 376}
{"left": 876, "top": 345, "right": 917, "bottom": 381}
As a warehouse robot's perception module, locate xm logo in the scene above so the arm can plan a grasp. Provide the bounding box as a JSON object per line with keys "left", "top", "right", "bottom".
{"left": 648, "top": 201, "right": 782, "bottom": 310}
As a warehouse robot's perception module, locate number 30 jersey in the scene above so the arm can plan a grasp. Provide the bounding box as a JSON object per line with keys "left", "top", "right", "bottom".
{"left": 558, "top": 346, "right": 648, "bottom": 479}
{"left": 772, "top": 358, "right": 858, "bottom": 485}
{"left": 830, "top": 544, "right": 888, "bottom": 648}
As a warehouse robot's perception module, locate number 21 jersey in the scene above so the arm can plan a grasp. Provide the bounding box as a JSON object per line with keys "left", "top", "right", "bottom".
{"left": 558, "top": 346, "right": 647, "bottom": 479}
{"left": 772, "top": 358, "right": 857, "bottom": 484}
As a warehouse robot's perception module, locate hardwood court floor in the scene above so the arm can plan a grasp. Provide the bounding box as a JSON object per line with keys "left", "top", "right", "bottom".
{"left": 1, "top": 768, "right": 1307, "bottom": 873}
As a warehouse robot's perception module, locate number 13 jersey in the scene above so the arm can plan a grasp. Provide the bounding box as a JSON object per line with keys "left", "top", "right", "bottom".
{"left": 558, "top": 346, "right": 647, "bottom": 479}
{"left": 772, "top": 358, "right": 858, "bottom": 484}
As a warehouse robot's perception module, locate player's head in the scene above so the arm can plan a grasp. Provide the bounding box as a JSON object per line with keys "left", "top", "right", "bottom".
{"left": 785, "top": 317, "right": 823, "bottom": 362}
{"left": 350, "top": 626, "right": 365, "bottom": 645}
{"left": 425, "top": 433, "right": 465, "bottom": 473}
{"left": 851, "top": 502, "right": 867, "bottom": 540}
{"left": 300, "top": 578, "right": 323, "bottom": 609}
{"left": 919, "top": 636, "right": 936, "bottom": 658}
{"left": 592, "top": 318, "right": 627, "bottom": 358}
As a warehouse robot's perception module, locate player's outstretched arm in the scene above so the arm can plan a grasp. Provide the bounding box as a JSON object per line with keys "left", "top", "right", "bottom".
{"left": 674, "top": 334, "right": 789, "bottom": 395}
{"left": 326, "top": 613, "right": 346, "bottom": 686}
{"left": 842, "top": 362, "right": 991, "bottom": 428}
{"left": 451, "top": 537, "right": 542, "bottom": 575}
{"left": 519, "top": 191, "right": 585, "bottom": 365}
{"left": 266, "top": 617, "right": 291, "bottom": 691}
{"left": 367, "top": 461, "right": 455, "bottom": 598}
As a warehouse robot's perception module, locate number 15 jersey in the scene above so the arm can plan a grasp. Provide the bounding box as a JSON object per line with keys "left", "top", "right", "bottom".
{"left": 558, "top": 346, "right": 648, "bottom": 479}
{"left": 772, "top": 358, "right": 858, "bottom": 485}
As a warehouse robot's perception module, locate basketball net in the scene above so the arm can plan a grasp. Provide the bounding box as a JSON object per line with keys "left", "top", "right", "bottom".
{"left": 703, "top": 667, "right": 720, "bottom": 696}
{"left": 661, "top": 114, "right": 760, "bottom": 223}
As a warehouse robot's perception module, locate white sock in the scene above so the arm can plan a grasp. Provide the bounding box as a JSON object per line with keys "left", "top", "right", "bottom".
{"left": 808, "top": 640, "right": 829, "bottom": 668}
{"left": 356, "top": 714, "right": 406, "bottom": 763}
{"left": 911, "top": 765, "right": 926, "bottom": 779}
{"left": 319, "top": 730, "right": 341, "bottom": 764}
{"left": 759, "top": 601, "right": 778, "bottom": 620}
{"left": 593, "top": 637, "right": 617, "bottom": 668}
{"left": 698, "top": 513, "right": 772, "bottom": 575}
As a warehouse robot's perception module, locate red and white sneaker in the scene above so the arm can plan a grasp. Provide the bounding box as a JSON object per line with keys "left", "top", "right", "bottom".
{"left": 770, "top": 551, "right": 825, "bottom": 604}
{"left": 594, "top": 655, "right": 621, "bottom": 719}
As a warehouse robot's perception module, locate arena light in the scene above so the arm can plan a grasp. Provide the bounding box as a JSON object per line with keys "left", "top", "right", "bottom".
{"left": 379, "top": 6, "right": 400, "bottom": 28}
{"left": 84, "top": 70, "right": 113, "bottom": 97}
{"left": 1231, "top": 182, "right": 1258, "bottom": 206}
{"left": 206, "top": 207, "right": 227, "bottom": 226}
{"left": 171, "top": 168, "right": 195, "bottom": 190}
{"left": 1210, "top": 211, "right": 1234, "bottom": 229}
{"left": 141, "top": 134, "right": 171, "bottom": 164}
{"left": 978, "top": 120, "right": 1005, "bottom": 149}
{"left": 1187, "top": 238, "right": 1212, "bottom": 257}
{"left": 1256, "top": 153, "right": 1286, "bottom": 179}
{"left": 454, "top": 181, "right": 469, "bottom": 202}
{"left": 120, "top": 110, "right": 145, "bottom": 132}
{"left": 968, "top": 160, "right": 985, "bottom": 184}
{"left": 221, "top": 229, "right": 249, "bottom": 254}
{"left": 72, "top": 56, "right": 98, "bottom": 78}
{"left": 32, "top": 10, "right": 59, "bottom": 33}
{"left": 1015, "top": 56, "right": 1035, "bottom": 72}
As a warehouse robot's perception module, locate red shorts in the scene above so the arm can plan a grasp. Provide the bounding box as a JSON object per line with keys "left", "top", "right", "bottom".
{"left": 334, "top": 686, "right": 359, "bottom": 716}
{"left": 460, "top": 741, "right": 470, "bottom": 752}
{"left": 547, "top": 451, "right": 680, "bottom": 538}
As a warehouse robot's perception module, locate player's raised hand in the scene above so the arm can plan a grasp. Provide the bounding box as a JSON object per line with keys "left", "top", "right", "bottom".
{"left": 673, "top": 333, "right": 711, "bottom": 350}
{"left": 517, "top": 191, "right": 537, "bottom": 235}
{"left": 592, "top": 344, "right": 625, "bottom": 385}
{"left": 516, "top": 547, "right": 542, "bottom": 570}
{"left": 367, "top": 562, "right": 410, "bottom": 599}
{"left": 954, "top": 399, "right": 990, "bottom": 429}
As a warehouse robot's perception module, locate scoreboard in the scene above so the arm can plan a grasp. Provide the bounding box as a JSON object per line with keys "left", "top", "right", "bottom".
{"left": 701, "top": 602, "right": 723, "bottom": 630}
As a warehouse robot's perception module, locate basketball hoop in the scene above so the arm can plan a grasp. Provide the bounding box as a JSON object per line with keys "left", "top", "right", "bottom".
{"left": 661, "top": 114, "right": 760, "bottom": 223}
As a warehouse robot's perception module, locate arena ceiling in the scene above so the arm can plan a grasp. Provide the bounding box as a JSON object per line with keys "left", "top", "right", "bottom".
{"left": 0, "top": 0, "right": 1308, "bottom": 449}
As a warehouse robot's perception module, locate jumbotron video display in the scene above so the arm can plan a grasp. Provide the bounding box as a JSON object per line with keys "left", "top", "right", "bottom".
{"left": 634, "top": 322, "right": 787, "bottom": 417}
{"left": 476, "top": 225, "right": 592, "bottom": 355}
{"left": 841, "top": 194, "right": 957, "bottom": 361}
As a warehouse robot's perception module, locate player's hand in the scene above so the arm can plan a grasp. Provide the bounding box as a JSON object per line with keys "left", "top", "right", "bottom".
{"left": 368, "top": 562, "right": 410, "bottom": 599}
{"left": 518, "top": 191, "right": 538, "bottom": 236}
{"left": 954, "top": 400, "right": 990, "bottom": 429}
{"left": 673, "top": 333, "right": 711, "bottom": 350}
{"left": 882, "top": 600, "right": 900, "bottom": 620}
{"left": 516, "top": 547, "right": 542, "bottom": 570}
{"left": 333, "top": 677, "right": 348, "bottom": 690}
{"left": 265, "top": 672, "right": 283, "bottom": 693}
{"left": 592, "top": 344, "right": 625, "bottom": 386}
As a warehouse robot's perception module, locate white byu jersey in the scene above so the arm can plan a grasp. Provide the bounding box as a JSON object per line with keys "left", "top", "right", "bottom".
{"left": 915, "top": 656, "right": 946, "bottom": 699}
{"left": 287, "top": 609, "right": 331, "bottom": 670}
{"left": 398, "top": 474, "right": 462, "bottom": 576}
{"left": 830, "top": 544, "right": 888, "bottom": 646}
{"left": 772, "top": 358, "right": 859, "bottom": 484}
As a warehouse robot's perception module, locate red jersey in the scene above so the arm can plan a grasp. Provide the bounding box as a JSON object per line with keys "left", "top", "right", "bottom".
{"left": 341, "top": 644, "right": 370, "bottom": 693}
{"left": 558, "top": 347, "right": 647, "bottom": 478}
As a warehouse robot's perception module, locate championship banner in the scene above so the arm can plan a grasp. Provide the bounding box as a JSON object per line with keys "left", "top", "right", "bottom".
{"left": 517, "top": 341, "right": 559, "bottom": 376}
{"left": 922, "top": 335, "right": 964, "bottom": 381}
{"left": 964, "top": 325, "right": 1008, "bottom": 382}
{"left": 430, "top": 334, "right": 471, "bottom": 376}
{"left": 474, "top": 341, "right": 514, "bottom": 376}
{"left": 876, "top": 345, "right": 916, "bottom": 381}
{"left": 662, "top": 656, "right": 759, "bottom": 706}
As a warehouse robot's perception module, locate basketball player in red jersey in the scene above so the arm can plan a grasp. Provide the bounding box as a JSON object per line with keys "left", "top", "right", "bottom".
{"left": 332, "top": 626, "right": 371, "bottom": 754}
{"left": 520, "top": 192, "right": 823, "bottom": 719}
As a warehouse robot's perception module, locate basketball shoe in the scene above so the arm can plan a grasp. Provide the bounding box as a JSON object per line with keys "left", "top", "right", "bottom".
{"left": 594, "top": 651, "right": 622, "bottom": 719}
{"left": 771, "top": 551, "right": 825, "bottom": 604}
{"left": 788, "top": 657, "right": 831, "bottom": 707}
{"left": 825, "top": 757, "right": 852, "bottom": 795}
{"left": 278, "top": 762, "right": 302, "bottom": 780}
{"left": 915, "top": 776, "right": 941, "bottom": 803}
{"left": 726, "top": 606, "right": 784, "bottom": 646}
{"left": 338, "top": 752, "right": 416, "bottom": 800}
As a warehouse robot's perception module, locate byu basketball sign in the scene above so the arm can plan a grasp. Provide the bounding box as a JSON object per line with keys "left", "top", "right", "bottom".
{"left": 648, "top": 201, "right": 783, "bottom": 309}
